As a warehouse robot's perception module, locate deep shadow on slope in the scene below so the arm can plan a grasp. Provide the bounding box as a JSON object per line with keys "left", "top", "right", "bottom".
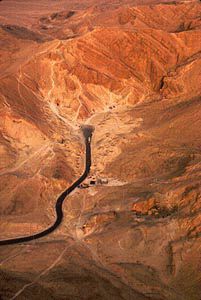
{"left": 0, "top": 25, "right": 48, "bottom": 42}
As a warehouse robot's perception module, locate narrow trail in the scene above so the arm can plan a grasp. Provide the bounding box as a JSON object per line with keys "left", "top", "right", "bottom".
{"left": 0, "top": 126, "right": 94, "bottom": 246}
{"left": 9, "top": 243, "right": 73, "bottom": 300}
{"left": 73, "top": 78, "right": 84, "bottom": 122}
{"left": 0, "top": 143, "right": 51, "bottom": 176}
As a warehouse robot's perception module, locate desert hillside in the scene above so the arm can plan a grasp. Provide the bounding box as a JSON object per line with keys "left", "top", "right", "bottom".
{"left": 0, "top": 1, "right": 201, "bottom": 299}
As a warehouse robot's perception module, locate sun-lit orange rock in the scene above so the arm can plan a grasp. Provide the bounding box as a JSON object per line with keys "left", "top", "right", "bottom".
{"left": 0, "top": 1, "right": 201, "bottom": 299}
{"left": 132, "top": 198, "right": 156, "bottom": 214}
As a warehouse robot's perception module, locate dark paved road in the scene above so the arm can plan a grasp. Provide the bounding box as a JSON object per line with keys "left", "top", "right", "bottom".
{"left": 0, "top": 126, "right": 93, "bottom": 246}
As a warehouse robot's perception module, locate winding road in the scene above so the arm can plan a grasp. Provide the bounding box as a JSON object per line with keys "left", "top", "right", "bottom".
{"left": 0, "top": 126, "right": 93, "bottom": 246}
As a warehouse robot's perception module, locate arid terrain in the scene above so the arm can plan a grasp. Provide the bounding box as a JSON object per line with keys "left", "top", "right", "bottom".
{"left": 0, "top": 0, "right": 201, "bottom": 299}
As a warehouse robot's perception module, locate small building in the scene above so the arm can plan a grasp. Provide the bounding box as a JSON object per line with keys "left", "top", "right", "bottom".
{"left": 78, "top": 183, "right": 89, "bottom": 189}
{"left": 90, "top": 180, "right": 96, "bottom": 185}
{"left": 100, "top": 178, "right": 108, "bottom": 184}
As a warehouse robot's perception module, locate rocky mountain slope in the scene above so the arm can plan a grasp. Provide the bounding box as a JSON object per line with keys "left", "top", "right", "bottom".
{"left": 0, "top": 1, "right": 201, "bottom": 299}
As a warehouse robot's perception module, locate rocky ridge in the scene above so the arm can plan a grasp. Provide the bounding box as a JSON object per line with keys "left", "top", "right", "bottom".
{"left": 0, "top": 1, "right": 201, "bottom": 299}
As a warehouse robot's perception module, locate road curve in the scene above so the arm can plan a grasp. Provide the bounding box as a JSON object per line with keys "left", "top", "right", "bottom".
{"left": 0, "top": 127, "right": 93, "bottom": 246}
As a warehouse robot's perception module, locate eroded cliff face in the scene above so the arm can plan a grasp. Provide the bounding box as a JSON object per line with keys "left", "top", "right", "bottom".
{"left": 0, "top": 1, "right": 201, "bottom": 299}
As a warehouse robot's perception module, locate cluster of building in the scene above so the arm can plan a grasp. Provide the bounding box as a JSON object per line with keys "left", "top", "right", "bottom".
{"left": 78, "top": 176, "right": 108, "bottom": 189}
